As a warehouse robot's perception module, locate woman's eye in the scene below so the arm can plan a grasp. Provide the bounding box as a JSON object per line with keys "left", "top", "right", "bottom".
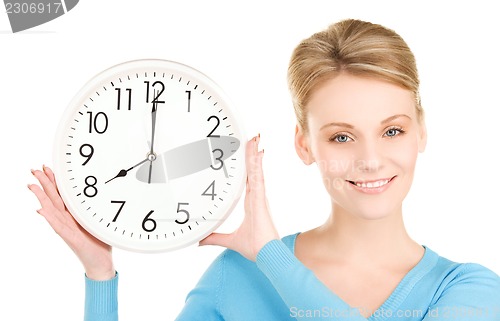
{"left": 384, "top": 127, "right": 404, "bottom": 137}
{"left": 331, "top": 134, "right": 351, "bottom": 143}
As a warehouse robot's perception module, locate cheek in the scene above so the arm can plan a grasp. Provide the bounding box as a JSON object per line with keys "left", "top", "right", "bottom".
{"left": 313, "top": 145, "right": 354, "bottom": 188}
{"left": 388, "top": 138, "right": 419, "bottom": 172}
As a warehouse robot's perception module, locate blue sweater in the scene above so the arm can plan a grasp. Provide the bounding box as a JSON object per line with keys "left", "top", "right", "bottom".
{"left": 85, "top": 233, "right": 500, "bottom": 320}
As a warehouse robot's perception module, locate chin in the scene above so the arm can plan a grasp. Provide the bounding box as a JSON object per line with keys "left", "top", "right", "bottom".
{"left": 333, "top": 198, "right": 402, "bottom": 221}
{"left": 354, "top": 207, "right": 398, "bottom": 220}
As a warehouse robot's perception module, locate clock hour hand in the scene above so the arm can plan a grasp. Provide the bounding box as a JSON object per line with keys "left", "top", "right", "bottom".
{"left": 105, "top": 158, "right": 149, "bottom": 184}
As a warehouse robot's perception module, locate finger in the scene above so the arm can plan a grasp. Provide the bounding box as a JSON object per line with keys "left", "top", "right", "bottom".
{"left": 43, "top": 165, "right": 56, "bottom": 184}
{"left": 43, "top": 165, "right": 61, "bottom": 194}
{"left": 245, "top": 135, "right": 264, "bottom": 191}
{"left": 28, "top": 183, "right": 69, "bottom": 234}
{"left": 28, "top": 183, "right": 80, "bottom": 244}
{"left": 28, "top": 182, "right": 57, "bottom": 214}
{"left": 32, "top": 168, "right": 65, "bottom": 212}
{"left": 199, "top": 232, "right": 234, "bottom": 249}
{"left": 248, "top": 151, "right": 265, "bottom": 194}
{"left": 43, "top": 165, "right": 66, "bottom": 211}
{"left": 245, "top": 135, "right": 259, "bottom": 167}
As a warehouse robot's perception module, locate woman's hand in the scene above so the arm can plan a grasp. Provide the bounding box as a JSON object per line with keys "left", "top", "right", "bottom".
{"left": 199, "top": 135, "right": 279, "bottom": 261}
{"left": 28, "top": 165, "right": 115, "bottom": 280}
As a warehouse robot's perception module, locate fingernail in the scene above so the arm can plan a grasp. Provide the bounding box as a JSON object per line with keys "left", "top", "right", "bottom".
{"left": 42, "top": 164, "right": 47, "bottom": 171}
{"left": 27, "top": 184, "right": 31, "bottom": 190}
{"left": 31, "top": 169, "right": 35, "bottom": 175}
{"left": 258, "top": 133, "right": 261, "bottom": 138}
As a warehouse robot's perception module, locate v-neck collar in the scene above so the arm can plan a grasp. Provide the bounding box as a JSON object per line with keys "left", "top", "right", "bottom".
{"left": 288, "top": 232, "right": 439, "bottom": 321}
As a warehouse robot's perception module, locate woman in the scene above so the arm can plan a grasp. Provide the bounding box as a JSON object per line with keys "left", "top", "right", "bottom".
{"left": 29, "top": 19, "right": 500, "bottom": 320}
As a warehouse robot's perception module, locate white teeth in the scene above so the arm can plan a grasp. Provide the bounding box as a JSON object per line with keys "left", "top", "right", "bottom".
{"left": 355, "top": 179, "right": 390, "bottom": 188}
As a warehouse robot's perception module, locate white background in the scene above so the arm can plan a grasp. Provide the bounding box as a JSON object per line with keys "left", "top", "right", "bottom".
{"left": 1, "top": 1, "right": 499, "bottom": 320}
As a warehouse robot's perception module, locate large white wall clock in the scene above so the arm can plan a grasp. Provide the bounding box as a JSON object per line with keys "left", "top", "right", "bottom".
{"left": 53, "top": 59, "right": 246, "bottom": 252}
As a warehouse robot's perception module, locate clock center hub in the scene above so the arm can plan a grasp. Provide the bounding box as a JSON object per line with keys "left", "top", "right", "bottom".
{"left": 147, "top": 152, "right": 157, "bottom": 162}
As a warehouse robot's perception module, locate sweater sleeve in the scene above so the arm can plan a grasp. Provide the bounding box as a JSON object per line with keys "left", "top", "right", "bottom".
{"left": 84, "top": 273, "right": 119, "bottom": 321}
{"left": 256, "top": 240, "right": 368, "bottom": 321}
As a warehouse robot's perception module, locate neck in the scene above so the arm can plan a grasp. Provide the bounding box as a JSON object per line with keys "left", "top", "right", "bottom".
{"left": 307, "top": 202, "right": 422, "bottom": 267}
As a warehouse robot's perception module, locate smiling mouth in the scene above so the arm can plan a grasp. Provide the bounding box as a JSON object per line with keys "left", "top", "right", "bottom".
{"left": 347, "top": 176, "right": 397, "bottom": 188}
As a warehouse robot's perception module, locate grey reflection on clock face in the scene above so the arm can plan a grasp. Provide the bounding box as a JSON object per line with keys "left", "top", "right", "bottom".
{"left": 136, "top": 136, "right": 240, "bottom": 183}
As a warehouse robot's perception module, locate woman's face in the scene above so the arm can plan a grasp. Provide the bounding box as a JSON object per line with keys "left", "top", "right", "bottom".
{"left": 295, "top": 74, "right": 427, "bottom": 220}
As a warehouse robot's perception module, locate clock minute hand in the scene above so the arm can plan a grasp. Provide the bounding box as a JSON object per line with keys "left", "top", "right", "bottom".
{"left": 148, "top": 91, "right": 158, "bottom": 184}
{"left": 150, "top": 95, "right": 158, "bottom": 155}
{"left": 105, "top": 158, "right": 149, "bottom": 184}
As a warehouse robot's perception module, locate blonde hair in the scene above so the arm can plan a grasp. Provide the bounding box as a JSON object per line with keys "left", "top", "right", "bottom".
{"left": 288, "top": 19, "right": 424, "bottom": 131}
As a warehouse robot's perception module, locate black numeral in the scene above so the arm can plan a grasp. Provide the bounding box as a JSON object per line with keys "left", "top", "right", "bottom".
{"left": 176, "top": 203, "right": 190, "bottom": 224}
{"left": 202, "top": 180, "right": 217, "bottom": 200}
{"left": 83, "top": 176, "right": 98, "bottom": 197}
{"left": 186, "top": 90, "right": 191, "bottom": 112}
{"left": 115, "top": 88, "right": 132, "bottom": 110}
{"left": 144, "top": 81, "right": 165, "bottom": 104}
{"left": 87, "top": 111, "right": 108, "bottom": 134}
{"left": 207, "top": 115, "right": 220, "bottom": 138}
{"left": 110, "top": 201, "right": 126, "bottom": 222}
{"left": 142, "top": 210, "right": 157, "bottom": 232}
{"left": 79, "top": 144, "right": 94, "bottom": 166}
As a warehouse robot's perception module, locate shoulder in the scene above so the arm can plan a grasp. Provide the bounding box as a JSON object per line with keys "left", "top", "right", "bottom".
{"left": 281, "top": 232, "right": 300, "bottom": 252}
{"left": 432, "top": 249, "right": 500, "bottom": 287}
{"left": 442, "top": 261, "right": 500, "bottom": 294}
{"left": 426, "top": 247, "right": 500, "bottom": 305}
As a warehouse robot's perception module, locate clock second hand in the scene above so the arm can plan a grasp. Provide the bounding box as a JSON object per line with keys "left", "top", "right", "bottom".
{"left": 105, "top": 158, "right": 149, "bottom": 184}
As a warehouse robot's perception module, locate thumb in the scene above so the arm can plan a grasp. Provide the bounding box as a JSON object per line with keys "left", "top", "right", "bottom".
{"left": 199, "top": 232, "right": 234, "bottom": 248}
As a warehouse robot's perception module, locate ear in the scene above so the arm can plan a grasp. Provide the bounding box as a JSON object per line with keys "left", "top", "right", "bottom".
{"left": 295, "top": 125, "right": 315, "bottom": 165}
{"left": 417, "top": 119, "right": 427, "bottom": 153}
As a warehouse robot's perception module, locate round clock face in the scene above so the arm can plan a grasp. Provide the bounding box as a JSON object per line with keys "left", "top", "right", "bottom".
{"left": 53, "top": 59, "right": 246, "bottom": 252}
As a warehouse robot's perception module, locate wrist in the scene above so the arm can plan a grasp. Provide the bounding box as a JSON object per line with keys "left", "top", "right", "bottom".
{"left": 252, "top": 235, "right": 280, "bottom": 262}
{"left": 85, "top": 266, "right": 116, "bottom": 281}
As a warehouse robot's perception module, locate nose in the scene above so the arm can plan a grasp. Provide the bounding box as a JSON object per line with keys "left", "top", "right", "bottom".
{"left": 354, "top": 141, "right": 383, "bottom": 173}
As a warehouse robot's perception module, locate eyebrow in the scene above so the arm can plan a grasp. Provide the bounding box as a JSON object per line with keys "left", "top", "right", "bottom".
{"left": 320, "top": 114, "right": 412, "bottom": 131}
